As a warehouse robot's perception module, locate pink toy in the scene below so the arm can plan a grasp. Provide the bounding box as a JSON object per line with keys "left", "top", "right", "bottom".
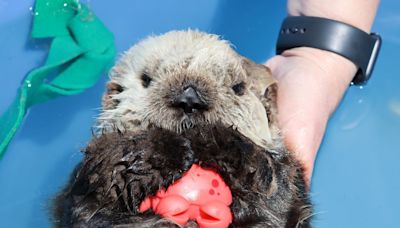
{"left": 139, "top": 164, "right": 233, "bottom": 228}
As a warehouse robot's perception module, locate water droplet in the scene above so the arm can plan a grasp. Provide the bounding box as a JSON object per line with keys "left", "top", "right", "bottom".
{"left": 359, "top": 86, "right": 364, "bottom": 90}
{"left": 338, "top": 89, "right": 371, "bottom": 130}
{"left": 63, "top": 3, "right": 68, "bottom": 7}
{"left": 27, "top": 83, "right": 32, "bottom": 88}
{"left": 34, "top": 12, "right": 39, "bottom": 16}
{"left": 29, "top": 6, "right": 33, "bottom": 11}
{"left": 389, "top": 100, "right": 400, "bottom": 116}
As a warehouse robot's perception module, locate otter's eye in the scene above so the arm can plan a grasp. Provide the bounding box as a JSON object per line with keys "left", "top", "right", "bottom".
{"left": 232, "top": 82, "right": 245, "bottom": 96}
{"left": 141, "top": 73, "right": 152, "bottom": 88}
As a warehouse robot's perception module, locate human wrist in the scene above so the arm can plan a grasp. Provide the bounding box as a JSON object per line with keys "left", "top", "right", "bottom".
{"left": 279, "top": 47, "right": 356, "bottom": 113}
{"left": 284, "top": 0, "right": 380, "bottom": 89}
{"left": 282, "top": 0, "right": 380, "bottom": 89}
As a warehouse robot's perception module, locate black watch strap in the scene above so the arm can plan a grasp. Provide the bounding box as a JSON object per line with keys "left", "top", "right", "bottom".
{"left": 276, "top": 16, "right": 382, "bottom": 85}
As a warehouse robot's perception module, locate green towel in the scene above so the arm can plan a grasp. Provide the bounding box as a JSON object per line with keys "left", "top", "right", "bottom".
{"left": 0, "top": 0, "right": 116, "bottom": 158}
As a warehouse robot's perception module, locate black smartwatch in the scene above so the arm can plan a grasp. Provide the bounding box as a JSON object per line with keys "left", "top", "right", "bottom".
{"left": 276, "top": 16, "right": 382, "bottom": 85}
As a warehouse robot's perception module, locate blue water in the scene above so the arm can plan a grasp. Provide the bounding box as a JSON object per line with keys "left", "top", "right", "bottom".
{"left": 0, "top": 1, "right": 399, "bottom": 227}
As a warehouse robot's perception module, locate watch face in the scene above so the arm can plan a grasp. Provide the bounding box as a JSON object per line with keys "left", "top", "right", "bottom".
{"left": 365, "top": 33, "right": 382, "bottom": 83}
{"left": 352, "top": 33, "right": 382, "bottom": 85}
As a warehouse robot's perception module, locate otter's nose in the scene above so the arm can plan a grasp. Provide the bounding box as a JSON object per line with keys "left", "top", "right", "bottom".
{"left": 173, "top": 86, "right": 208, "bottom": 113}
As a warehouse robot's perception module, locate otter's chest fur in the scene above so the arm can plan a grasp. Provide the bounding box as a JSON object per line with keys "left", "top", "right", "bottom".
{"left": 54, "top": 125, "right": 311, "bottom": 228}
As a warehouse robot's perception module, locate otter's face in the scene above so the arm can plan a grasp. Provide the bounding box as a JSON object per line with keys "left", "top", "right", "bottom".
{"left": 99, "top": 30, "right": 276, "bottom": 147}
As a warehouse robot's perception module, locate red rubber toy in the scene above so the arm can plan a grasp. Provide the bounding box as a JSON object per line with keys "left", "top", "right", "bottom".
{"left": 139, "top": 164, "right": 233, "bottom": 228}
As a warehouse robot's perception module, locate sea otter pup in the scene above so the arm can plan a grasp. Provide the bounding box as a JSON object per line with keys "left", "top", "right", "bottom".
{"left": 53, "top": 30, "right": 312, "bottom": 227}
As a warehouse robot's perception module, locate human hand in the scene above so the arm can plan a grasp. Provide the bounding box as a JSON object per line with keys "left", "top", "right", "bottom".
{"left": 266, "top": 47, "right": 357, "bottom": 184}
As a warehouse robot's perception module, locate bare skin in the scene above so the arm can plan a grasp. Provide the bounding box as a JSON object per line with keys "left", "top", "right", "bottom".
{"left": 266, "top": 0, "right": 380, "bottom": 183}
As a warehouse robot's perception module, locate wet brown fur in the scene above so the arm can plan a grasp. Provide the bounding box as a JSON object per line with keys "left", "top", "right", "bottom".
{"left": 54, "top": 125, "right": 311, "bottom": 227}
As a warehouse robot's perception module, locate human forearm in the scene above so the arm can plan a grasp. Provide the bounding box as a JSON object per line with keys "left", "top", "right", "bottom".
{"left": 287, "top": 0, "right": 380, "bottom": 32}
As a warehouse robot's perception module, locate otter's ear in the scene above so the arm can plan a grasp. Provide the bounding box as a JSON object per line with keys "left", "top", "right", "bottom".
{"left": 242, "top": 58, "right": 275, "bottom": 97}
{"left": 102, "top": 81, "right": 123, "bottom": 110}
{"left": 242, "top": 58, "right": 278, "bottom": 125}
{"left": 102, "top": 63, "right": 127, "bottom": 110}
